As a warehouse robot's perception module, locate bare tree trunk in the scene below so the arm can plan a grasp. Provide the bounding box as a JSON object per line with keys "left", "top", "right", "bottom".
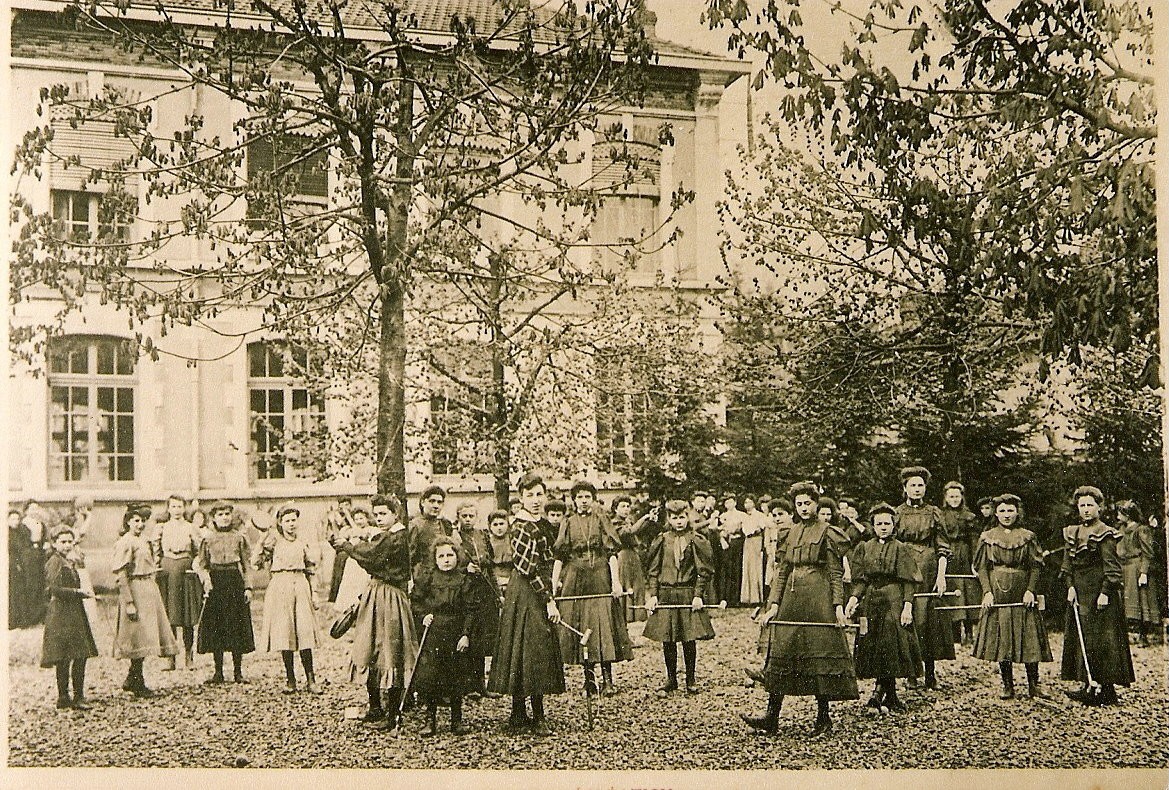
{"left": 488, "top": 253, "right": 511, "bottom": 509}
{"left": 377, "top": 282, "right": 408, "bottom": 499}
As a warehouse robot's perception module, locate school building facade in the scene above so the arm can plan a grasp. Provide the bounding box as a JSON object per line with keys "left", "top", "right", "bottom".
{"left": 5, "top": 2, "right": 750, "bottom": 556}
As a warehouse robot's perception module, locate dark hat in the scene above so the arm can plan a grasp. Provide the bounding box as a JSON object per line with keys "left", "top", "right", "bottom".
{"left": 1073, "top": 485, "right": 1104, "bottom": 504}
{"left": 787, "top": 480, "right": 820, "bottom": 501}
{"left": 900, "top": 466, "right": 931, "bottom": 483}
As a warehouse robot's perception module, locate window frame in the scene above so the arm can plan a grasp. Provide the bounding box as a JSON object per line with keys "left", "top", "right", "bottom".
{"left": 594, "top": 351, "right": 655, "bottom": 475}
{"left": 245, "top": 341, "right": 327, "bottom": 483}
{"left": 50, "top": 189, "right": 134, "bottom": 244}
{"left": 46, "top": 336, "right": 138, "bottom": 487}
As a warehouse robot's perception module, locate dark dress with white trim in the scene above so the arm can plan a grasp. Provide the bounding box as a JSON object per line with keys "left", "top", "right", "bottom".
{"left": 1059, "top": 521, "right": 1135, "bottom": 686}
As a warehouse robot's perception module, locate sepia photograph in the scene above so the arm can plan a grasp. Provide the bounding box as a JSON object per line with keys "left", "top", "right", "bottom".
{"left": 2, "top": 0, "right": 1166, "bottom": 782}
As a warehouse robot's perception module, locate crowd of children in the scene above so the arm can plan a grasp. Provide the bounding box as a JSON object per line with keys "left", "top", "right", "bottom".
{"left": 12, "top": 470, "right": 1165, "bottom": 742}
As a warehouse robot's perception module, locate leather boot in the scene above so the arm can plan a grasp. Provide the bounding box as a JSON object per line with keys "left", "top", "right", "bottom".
{"left": 999, "top": 662, "right": 1015, "bottom": 699}
{"left": 741, "top": 692, "right": 782, "bottom": 734}
{"left": 1025, "top": 663, "right": 1049, "bottom": 699}
{"left": 420, "top": 703, "right": 439, "bottom": 737}
{"left": 601, "top": 663, "right": 617, "bottom": 696}
{"left": 810, "top": 698, "right": 833, "bottom": 736}
{"left": 450, "top": 697, "right": 469, "bottom": 735}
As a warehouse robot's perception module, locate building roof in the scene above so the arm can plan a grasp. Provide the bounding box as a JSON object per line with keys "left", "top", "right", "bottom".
{"left": 13, "top": 0, "right": 749, "bottom": 77}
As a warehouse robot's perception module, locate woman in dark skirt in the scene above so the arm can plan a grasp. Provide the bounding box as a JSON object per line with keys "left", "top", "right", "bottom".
{"left": 41, "top": 527, "right": 99, "bottom": 710}
{"left": 1115, "top": 500, "right": 1161, "bottom": 644}
{"left": 330, "top": 494, "right": 417, "bottom": 731}
{"left": 716, "top": 494, "right": 744, "bottom": 607}
{"left": 643, "top": 499, "right": 715, "bottom": 694}
{"left": 1060, "top": 486, "right": 1135, "bottom": 706}
{"left": 9, "top": 507, "right": 44, "bottom": 629}
{"left": 411, "top": 536, "right": 475, "bottom": 736}
{"left": 488, "top": 473, "right": 565, "bottom": 736}
{"left": 552, "top": 480, "right": 632, "bottom": 697}
{"left": 894, "top": 466, "right": 955, "bottom": 690}
{"left": 464, "top": 509, "right": 510, "bottom": 697}
{"left": 971, "top": 494, "right": 1053, "bottom": 699}
{"left": 939, "top": 482, "right": 981, "bottom": 644}
{"left": 156, "top": 494, "right": 205, "bottom": 669}
{"left": 743, "top": 482, "right": 859, "bottom": 736}
{"left": 193, "top": 500, "right": 255, "bottom": 684}
{"left": 844, "top": 503, "right": 921, "bottom": 713}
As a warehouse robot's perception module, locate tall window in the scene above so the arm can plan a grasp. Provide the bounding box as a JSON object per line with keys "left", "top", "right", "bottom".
{"left": 247, "top": 342, "right": 326, "bottom": 481}
{"left": 591, "top": 129, "right": 662, "bottom": 275}
{"left": 427, "top": 342, "right": 496, "bottom": 476}
{"left": 51, "top": 189, "right": 134, "bottom": 243}
{"left": 246, "top": 134, "right": 330, "bottom": 226}
{"left": 594, "top": 350, "right": 655, "bottom": 474}
{"left": 47, "top": 336, "right": 137, "bottom": 484}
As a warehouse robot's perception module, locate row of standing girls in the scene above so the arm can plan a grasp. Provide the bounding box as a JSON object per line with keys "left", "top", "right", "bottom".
{"left": 739, "top": 470, "right": 1141, "bottom": 739}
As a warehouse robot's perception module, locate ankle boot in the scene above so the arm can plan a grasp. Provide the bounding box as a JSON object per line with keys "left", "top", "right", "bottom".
{"left": 811, "top": 699, "right": 832, "bottom": 736}
{"left": 450, "top": 697, "right": 469, "bottom": 735}
{"left": 865, "top": 681, "right": 884, "bottom": 709}
{"left": 923, "top": 662, "right": 937, "bottom": 690}
{"left": 1025, "top": 664, "right": 1048, "bottom": 699}
{"left": 999, "top": 662, "right": 1015, "bottom": 699}
{"left": 741, "top": 693, "right": 782, "bottom": 734}
{"left": 421, "top": 704, "right": 439, "bottom": 737}
{"left": 601, "top": 663, "right": 617, "bottom": 696}
{"left": 369, "top": 690, "right": 400, "bottom": 731}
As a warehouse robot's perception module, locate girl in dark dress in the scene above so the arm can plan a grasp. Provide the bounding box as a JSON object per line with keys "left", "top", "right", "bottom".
{"left": 464, "top": 509, "right": 510, "bottom": 698}
{"left": 893, "top": 466, "right": 954, "bottom": 690}
{"left": 487, "top": 473, "right": 565, "bottom": 736}
{"left": 1060, "top": 486, "right": 1135, "bottom": 706}
{"left": 939, "top": 482, "right": 981, "bottom": 644}
{"left": 329, "top": 494, "right": 417, "bottom": 731}
{"left": 193, "top": 500, "right": 255, "bottom": 684}
{"left": 643, "top": 500, "right": 715, "bottom": 694}
{"left": 743, "top": 482, "right": 859, "bottom": 736}
{"left": 716, "top": 494, "right": 744, "bottom": 607}
{"left": 9, "top": 507, "right": 43, "bottom": 629}
{"left": 971, "top": 494, "right": 1053, "bottom": 699}
{"left": 612, "top": 495, "right": 648, "bottom": 623}
{"left": 552, "top": 481, "right": 632, "bottom": 697}
{"left": 844, "top": 503, "right": 921, "bottom": 713}
{"left": 1115, "top": 500, "right": 1161, "bottom": 644}
{"left": 411, "top": 536, "right": 475, "bottom": 736}
{"left": 41, "top": 527, "right": 99, "bottom": 710}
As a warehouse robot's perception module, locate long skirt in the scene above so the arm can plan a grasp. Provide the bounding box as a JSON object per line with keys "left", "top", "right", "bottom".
{"left": 488, "top": 571, "right": 565, "bottom": 697}
{"left": 158, "top": 556, "right": 203, "bottom": 629}
{"left": 740, "top": 535, "right": 764, "bottom": 605}
{"left": 466, "top": 573, "right": 501, "bottom": 658}
{"left": 259, "top": 571, "right": 318, "bottom": 652}
{"left": 557, "top": 558, "right": 633, "bottom": 664}
{"left": 8, "top": 552, "right": 45, "bottom": 629}
{"left": 949, "top": 541, "right": 981, "bottom": 629}
{"left": 972, "top": 567, "right": 1052, "bottom": 664}
{"left": 762, "top": 566, "right": 859, "bottom": 700}
{"left": 349, "top": 579, "right": 417, "bottom": 690}
{"left": 413, "top": 612, "right": 471, "bottom": 702}
{"left": 334, "top": 557, "right": 371, "bottom": 612}
{"left": 113, "top": 579, "right": 178, "bottom": 659}
{"left": 1061, "top": 565, "right": 1135, "bottom": 686}
{"left": 719, "top": 537, "right": 744, "bottom": 606}
{"left": 197, "top": 567, "right": 255, "bottom": 655}
{"left": 853, "top": 580, "right": 922, "bottom": 679}
{"left": 617, "top": 547, "right": 647, "bottom": 622}
{"left": 41, "top": 595, "right": 99, "bottom": 666}
{"left": 1122, "top": 559, "right": 1161, "bottom": 624}
{"left": 905, "top": 544, "right": 955, "bottom": 661}
{"left": 643, "top": 585, "right": 715, "bottom": 643}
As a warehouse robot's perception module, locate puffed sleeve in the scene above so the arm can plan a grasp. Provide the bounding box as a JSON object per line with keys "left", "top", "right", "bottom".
{"left": 825, "top": 526, "right": 848, "bottom": 606}
{"left": 252, "top": 531, "right": 276, "bottom": 570}
{"left": 1025, "top": 532, "right": 1044, "bottom": 594}
{"left": 643, "top": 534, "right": 666, "bottom": 598}
{"left": 110, "top": 534, "right": 135, "bottom": 575}
{"left": 552, "top": 517, "right": 572, "bottom": 560}
{"left": 1099, "top": 535, "right": 1123, "bottom": 595}
{"left": 44, "top": 554, "right": 83, "bottom": 599}
{"left": 848, "top": 542, "right": 868, "bottom": 601}
{"left": 599, "top": 512, "right": 622, "bottom": 556}
{"left": 1137, "top": 524, "right": 1154, "bottom": 575}
{"left": 931, "top": 507, "right": 952, "bottom": 558}
{"left": 692, "top": 533, "right": 714, "bottom": 601}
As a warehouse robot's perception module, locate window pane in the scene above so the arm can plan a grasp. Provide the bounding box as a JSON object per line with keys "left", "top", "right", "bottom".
{"left": 116, "top": 415, "right": 134, "bottom": 453}
{"left": 115, "top": 344, "right": 134, "bottom": 375}
{"left": 115, "top": 456, "right": 134, "bottom": 481}
{"left": 292, "top": 388, "right": 307, "bottom": 411}
{"left": 248, "top": 343, "right": 266, "bottom": 378}
{"left": 116, "top": 387, "right": 133, "bottom": 411}
{"left": 97, "top": 386, "right": 114, "bottom": 412}
{"left": 69, "top": 457, "right": 88, "bottom": 482}
{"left": 97, "top": 342, "right": 114, "bottom": 375}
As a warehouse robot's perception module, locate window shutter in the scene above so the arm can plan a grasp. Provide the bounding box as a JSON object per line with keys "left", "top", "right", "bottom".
{"left": 49, "top": 117, "right": 138, "bottom": 191}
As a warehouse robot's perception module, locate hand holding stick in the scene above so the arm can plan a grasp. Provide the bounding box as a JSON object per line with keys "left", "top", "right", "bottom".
{"left": 634, "top": 600, "right": 727, "bottom": 612}
{"left": 398, "top": 621, "right": 432, "bottom": 721}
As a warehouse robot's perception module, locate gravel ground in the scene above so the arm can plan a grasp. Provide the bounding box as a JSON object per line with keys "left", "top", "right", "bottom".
{"left": 7, "top": 598, "right": 1168, "bottom": 769}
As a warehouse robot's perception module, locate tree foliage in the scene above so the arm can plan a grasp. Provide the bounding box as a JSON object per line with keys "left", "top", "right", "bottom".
{"left": 10, "top": 0, "right": 671, "bottom": 498}
{"left": 705, "top": 0, "right": 1158, "bottom": 362}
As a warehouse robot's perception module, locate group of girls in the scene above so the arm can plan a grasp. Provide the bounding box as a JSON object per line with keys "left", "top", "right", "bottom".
{"left": 740, "top": 469, "right": 1141, "bottom": 738}
{"left": 34, "top": 473, "right": 1150, "bottom": 743}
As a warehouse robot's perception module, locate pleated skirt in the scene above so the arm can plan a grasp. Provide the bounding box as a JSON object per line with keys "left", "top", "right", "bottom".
{"left": 114, "top": 579, "right": 178, "bottom": 659}
{"left": 642, "top": 585, "right": 715, "bottom": 643}
{"left": 557, "top": 558, "right": 633, "bottom": 664}
{"left": 488, "top": 571, "right": 565, "bottom": 697}
{"left": 348, "top": 579, "right": 417, "bottom": 690}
